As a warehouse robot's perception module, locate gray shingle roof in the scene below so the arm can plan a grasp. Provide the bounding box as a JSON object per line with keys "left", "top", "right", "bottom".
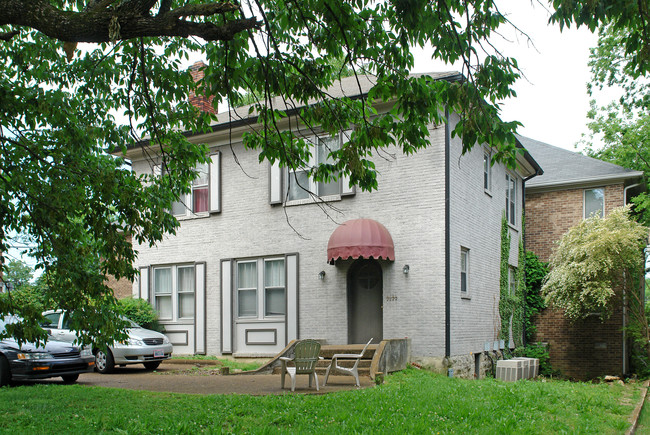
{"left": 211, "top": 72, "right": 462, "bottom": 126}
{"left": 518, "top": 135, "right": 643, "bottom": 190}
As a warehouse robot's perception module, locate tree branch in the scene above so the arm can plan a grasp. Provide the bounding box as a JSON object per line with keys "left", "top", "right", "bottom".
{"left": 0, "top": 0, "right": 260, "bottom": 43}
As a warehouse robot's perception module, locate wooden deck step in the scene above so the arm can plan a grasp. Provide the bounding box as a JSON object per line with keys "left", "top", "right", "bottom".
{"left": 271, "top": 343, "right": 376, "bottom": 375}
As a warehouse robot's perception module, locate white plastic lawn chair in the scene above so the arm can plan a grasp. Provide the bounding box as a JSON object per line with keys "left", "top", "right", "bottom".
{"left": 280, "top": 339, "right": 322, "bottom": 392}
{"left": 322, "top": 338, "right": 373, "bottom": 387}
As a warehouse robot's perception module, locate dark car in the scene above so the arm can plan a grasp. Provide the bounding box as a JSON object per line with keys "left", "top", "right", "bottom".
{"left": 0, "top": 316, "right": 95, "bottom": 386}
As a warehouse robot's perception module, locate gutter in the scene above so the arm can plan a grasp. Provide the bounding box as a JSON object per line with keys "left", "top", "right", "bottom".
{"left": 624, "top": 183, "right": 642, "bottom": 204}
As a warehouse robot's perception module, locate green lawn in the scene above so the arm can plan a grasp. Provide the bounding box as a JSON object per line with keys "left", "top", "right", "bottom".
{"left": 0, "top": 369, "right": 639, "bottom": 434}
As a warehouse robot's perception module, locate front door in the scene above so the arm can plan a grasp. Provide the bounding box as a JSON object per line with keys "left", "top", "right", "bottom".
{"left": 348, "top": 259, "right": 383, "bottom": 344}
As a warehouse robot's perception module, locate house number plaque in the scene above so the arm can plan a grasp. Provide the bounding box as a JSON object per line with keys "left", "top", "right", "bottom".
{"left": 385, "top": 295, "right": 398, "bottom": 301}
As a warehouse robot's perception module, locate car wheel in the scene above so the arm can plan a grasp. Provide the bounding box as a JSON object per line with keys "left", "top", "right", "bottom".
{"left": 143, "top": 361, "right": 161, "bottom": 370}
{"left": 61, "top": 374, "right": 79, "bottom": 383}
{"left": 0, "top": 355, "right": 10, "bottom": 387}
{"left": 94, "top": 348, "right": 115, "bottom": 374}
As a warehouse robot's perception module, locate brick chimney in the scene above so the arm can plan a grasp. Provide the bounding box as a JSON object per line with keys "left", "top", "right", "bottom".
{"left": 189, "top": 61, "right": 217, "bottom": 115}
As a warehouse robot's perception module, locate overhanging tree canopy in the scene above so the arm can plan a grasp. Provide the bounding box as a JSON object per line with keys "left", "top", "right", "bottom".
{"left": 0, "top": 0, "right": 648, "bottom": 345}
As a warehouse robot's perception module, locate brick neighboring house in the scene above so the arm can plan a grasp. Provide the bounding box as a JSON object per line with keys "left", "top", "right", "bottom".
{"left": 521, "top": 136, "right": 645, "bottom": 379}
{"left": 115, "top": 71, "right": 542, "bottom": 377}
{"left": 105, "top": 234, "right": 134, "bottom": 300}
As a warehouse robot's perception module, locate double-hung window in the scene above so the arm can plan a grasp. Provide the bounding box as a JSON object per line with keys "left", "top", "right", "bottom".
{"left": 505, "top": 173, "right": 517, "bottom": 226}
{"left": 460, "top": 247, "right": 469, "bottom": 295}
{"left": 153, "top": 265, "right": 195, "bottom": 321}
{"left": 287, "top": 134, "right": 341, "bottom": 201}
{"left": 584, "top": 188, "right": 604, "bottom": 218}
{"left": 236, "top": 257, "right": 286, "bottom": 319}
{"left": 483, "top": 150, "right": 491, "bottom": 192}
{"left": 509, "top": 267, "right": 517, "bottom": 296}
{"left": 172, "top": 162, "right": 209, "bottom": 216}
{"left": 154, "top": 151, "right": 221, "bottom": 217}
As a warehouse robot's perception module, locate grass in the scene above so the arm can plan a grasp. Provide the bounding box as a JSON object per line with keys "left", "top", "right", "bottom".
{"left": 0, "top": 369, "right": 640, "bottom": 433}
{"left": 636, "top": 393, "right": 650, "bottom": 433}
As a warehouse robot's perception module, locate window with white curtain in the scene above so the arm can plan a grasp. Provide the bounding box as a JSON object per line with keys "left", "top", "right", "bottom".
{"left": 236, "top": 257, "right": 286, "bottom": 319}
{"left": 153, "top": 265, "right": 195, "bottom": 321}
{"left": 177, "top": 266, "right": 195, "bottom": 319}
{"left": 264, "top": 259, "right": 286, "bottom": 316}
{"left": 287, "top": 134, "right": 341, "bottom": 201}
{"left": 237, "top": 261, "right": 258, "bottom": 317}
{"left": 584, "top": 188, "right": 605, "bottom": 218}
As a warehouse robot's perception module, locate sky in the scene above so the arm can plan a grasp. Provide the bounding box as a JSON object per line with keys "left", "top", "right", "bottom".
{"left": 412, "top": 1, "right": 601, "bottom": 152}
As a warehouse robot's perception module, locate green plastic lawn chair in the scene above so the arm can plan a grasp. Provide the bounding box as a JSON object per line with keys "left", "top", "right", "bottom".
{"left": 280, "top": 339, "right": 322, "bottom": 392}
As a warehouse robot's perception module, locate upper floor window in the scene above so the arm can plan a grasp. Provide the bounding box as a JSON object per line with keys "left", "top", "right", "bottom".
{"left": 460, "top": 247, "right": 469, "bottom": 295}
{"left": 172, "top": 162, "right": 209, "bottom": 216}
{"left": 584, "top": 188, "right": 604, "bottom": 218}
{"left": 483, "top": 150, "right": 491, "bottom": 192}
{"left": 154, "top": 151, "right": 221, "bottom": 217}
{"left": 153, "top": 264, "right": 195, "bottom": 321}
{"left": 287, "top": 134, "right": 341, "bottom": 201}
{"left": 505, "top": 173, "right": 517, "bottom": 226}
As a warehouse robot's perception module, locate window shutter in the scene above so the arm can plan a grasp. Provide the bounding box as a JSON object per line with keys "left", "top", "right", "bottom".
{"left": 340, "top": 131, "right": 355, "bottom": 196}
{"left": 209, "top": 151, "right": 221, "bottom": 213}
{"left": 195, "top": 262, "right": 206, "bottom": 354}
{"left": 285, "top": 254, "right": 298, "bottom": 342}
{"left": 139, "top": 266, "right": 150, "bottom": 302}
{"left": 269, "top": 161, "right": 283, "bottom": 204}
{"left": 341, "top": 173, "right": 356, "bottom": 196}
{"left": 221, "top": 260, "right": 233, "bottom": 354}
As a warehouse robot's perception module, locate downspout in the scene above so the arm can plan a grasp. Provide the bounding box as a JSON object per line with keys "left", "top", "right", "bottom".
{"left": 445, "top": 108, "right": 451, "bottom": 359}
{"left": 621, "top": 183, "right": 640, "bottom": 375}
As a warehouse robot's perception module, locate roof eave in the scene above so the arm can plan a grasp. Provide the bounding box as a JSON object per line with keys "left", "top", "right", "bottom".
{"left": 526, "top": 171, "right": 645, "bottom": 192}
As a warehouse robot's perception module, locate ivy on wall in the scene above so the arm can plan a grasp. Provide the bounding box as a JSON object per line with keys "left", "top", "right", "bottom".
{"left": 498, "top": 215, "right": 525, "bottom": 347}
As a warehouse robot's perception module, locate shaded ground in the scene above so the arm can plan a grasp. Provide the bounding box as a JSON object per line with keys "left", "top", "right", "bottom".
{"left": 35, "top": 360, "right": 374, "bottom": 395}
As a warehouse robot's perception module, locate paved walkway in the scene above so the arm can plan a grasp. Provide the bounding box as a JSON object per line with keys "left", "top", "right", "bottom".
{"left": 72, "top": 361, "right": 373, "bottom": 395}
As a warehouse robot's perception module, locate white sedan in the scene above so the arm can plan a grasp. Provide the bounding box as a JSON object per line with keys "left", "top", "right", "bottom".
{"left": 41, "top": 310, "right": 173, "bottom": 373}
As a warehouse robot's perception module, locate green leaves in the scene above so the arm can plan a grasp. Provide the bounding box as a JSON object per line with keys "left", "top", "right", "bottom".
{"left": 542, "top": 206, "right": 648, "bottom": 320}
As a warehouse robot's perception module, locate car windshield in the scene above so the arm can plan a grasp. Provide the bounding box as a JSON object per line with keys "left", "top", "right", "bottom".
{"left": 122, "top": 317, "right": 141, "bottom": 328}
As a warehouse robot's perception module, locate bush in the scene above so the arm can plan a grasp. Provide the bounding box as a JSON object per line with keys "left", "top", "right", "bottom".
{"left": 513, "top": 343, "right": 558, "bottom": 377}
{"left": 117, "top": 297, "right": 162, "bottom": 331}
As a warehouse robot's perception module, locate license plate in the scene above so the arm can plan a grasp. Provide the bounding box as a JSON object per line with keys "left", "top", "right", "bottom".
{"left": 153, "top": 349, "right": 164, "bottom": 358}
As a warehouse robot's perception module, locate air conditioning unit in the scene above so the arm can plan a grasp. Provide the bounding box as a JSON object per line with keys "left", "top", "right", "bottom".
{"left": 513, "top": 357, "right": 539, "bottom": 379}
{"left": 496, "top": 359, "right": 524, "bottom": 381}
{"left": 496, "top": 358, "right": 540, "bottom": 381}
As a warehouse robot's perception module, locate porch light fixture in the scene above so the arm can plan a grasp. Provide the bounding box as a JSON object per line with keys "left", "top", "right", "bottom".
{"left": 318, "top": 270, "right": 326, "bottom": 280}
{"left": 403, "top": 264, "right": 410, "bottom": 275}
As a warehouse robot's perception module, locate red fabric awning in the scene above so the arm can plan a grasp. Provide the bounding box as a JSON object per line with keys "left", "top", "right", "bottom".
{"left": 327, "top": 219, "right": 395, "bottom": 264}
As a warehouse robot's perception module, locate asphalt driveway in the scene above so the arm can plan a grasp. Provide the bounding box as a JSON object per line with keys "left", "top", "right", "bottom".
{"left": 67, "top": 361, "right": 374, "bottom": 395}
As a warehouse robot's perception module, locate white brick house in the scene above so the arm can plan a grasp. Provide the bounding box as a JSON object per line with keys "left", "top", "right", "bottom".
{"left": 120, "top": 73, "right": 542, "bottom": 369}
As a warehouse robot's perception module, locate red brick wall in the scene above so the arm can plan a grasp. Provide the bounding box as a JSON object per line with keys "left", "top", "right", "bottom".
{"left": 526, "top": 184, "right": 627, "bottom": 379}
{"left": 105, "top": 234, "right": 134, "bottom": 300}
